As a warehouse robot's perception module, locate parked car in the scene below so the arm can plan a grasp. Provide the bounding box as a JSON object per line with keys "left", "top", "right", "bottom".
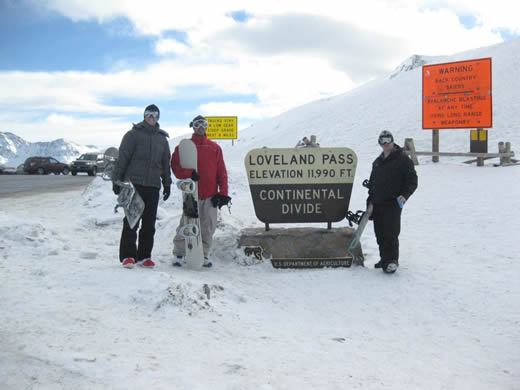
{"left": 23, "top": 156, "right": 70, "bottom": 175}
{"left": 70, "top": 152, "right": 105, "bottom": 176}
{"left": 0, "top": 165, "right": 17, "bottom": 174}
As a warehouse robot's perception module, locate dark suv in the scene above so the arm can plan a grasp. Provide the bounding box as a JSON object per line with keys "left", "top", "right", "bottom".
{"left": 70, "top": 153, "right": 105, "bottom": 176}
{"left": 23, "top": 157, "right": 70, "bottom": 175}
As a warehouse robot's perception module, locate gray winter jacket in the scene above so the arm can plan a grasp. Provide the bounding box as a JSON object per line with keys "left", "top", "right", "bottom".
{"left": 113, "top": 121, "right": 172, "bottom": 189}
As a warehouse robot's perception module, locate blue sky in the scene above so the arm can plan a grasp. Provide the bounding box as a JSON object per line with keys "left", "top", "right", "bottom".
{"left": 0, "top": 0, "right": 518, "bottom": 147}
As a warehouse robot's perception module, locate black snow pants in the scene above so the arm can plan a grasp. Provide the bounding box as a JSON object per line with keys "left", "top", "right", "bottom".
{"left": 119, "top": 184, "right": 160, "bottom": 262}
{"left": 372, "top": 201, "right": 402, "bottom": 267}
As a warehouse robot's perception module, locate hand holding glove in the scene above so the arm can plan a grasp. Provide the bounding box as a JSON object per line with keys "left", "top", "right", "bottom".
{"left": 191, "top": 170, "right": 200, "bottom": 182}
{"left": 112, "top": 183, "right": 121, "bottom": 195}
{"left": 211, "top": 194, "right": 232, "bottom": 209}
{"left": 163, "top": 184, "right": 171, "bottom": 201}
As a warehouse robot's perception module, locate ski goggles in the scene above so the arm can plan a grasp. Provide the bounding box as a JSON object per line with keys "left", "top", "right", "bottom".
{"left": 191, "top": 118, "right": 208, "bottom": 130}
{"left": 378, "top": 135, "right": 393, "bottom": 145}
{"left": 144, "top": 110, "right": 160, "bottom": 120}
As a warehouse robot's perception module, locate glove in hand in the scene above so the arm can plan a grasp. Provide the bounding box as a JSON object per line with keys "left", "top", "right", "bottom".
{"left": 211, "top": 194, "right": 232, "bottom": 209}
{"left": 191, "top": 170, "right": 200, "bottom": 182}
{"left": 163, "top": 185, "right": 171, "bottom": 201}
{"left": 112, "top": 183, "right": 121, "bottom": 195}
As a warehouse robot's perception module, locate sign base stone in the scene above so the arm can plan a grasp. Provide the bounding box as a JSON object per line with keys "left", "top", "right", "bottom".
{"left": 238, "top": 227, "right": 364, "bottom": 268}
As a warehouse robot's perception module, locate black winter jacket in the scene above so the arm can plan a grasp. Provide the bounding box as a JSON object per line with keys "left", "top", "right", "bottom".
{"left": 113, "top": 121, "right": 172, "bottom": 189}
{"left": 367, "top": 144, "right": 417, "bottom": 204}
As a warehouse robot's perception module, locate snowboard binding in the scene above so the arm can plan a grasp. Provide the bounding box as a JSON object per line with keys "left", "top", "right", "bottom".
{"left": 346, "top": 209, "right": 365, "bottom": 227}
{"left": 178, "top": 223, "right": 200, "bottom": 238}
{"left": 176, "top": 179, "right": 196, "bottom": 194}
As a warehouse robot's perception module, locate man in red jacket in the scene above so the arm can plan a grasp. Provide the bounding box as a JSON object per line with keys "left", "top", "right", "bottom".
{"left": 170, "top": 115, "right": 230, "bottom": 268}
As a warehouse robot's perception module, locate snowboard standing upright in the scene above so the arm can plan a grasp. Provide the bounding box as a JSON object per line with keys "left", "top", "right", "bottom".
{"left": 177, "top": 139, "right": 205, "bottom": 269}
{"left": 346, "top": 203, "right": 373, "bottom": 254}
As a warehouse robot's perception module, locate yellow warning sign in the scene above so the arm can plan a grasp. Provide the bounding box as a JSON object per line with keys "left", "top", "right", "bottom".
{"left": 206, "top": 117, "right": 237, "bottom": 139}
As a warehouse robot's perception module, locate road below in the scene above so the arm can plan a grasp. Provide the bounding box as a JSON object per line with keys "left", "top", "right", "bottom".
{"left": 0, "top": 175, "right": 96, "bottom": 198}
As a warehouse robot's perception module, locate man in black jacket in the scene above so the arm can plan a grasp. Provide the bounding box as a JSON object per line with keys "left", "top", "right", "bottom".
{"left": 367, "top": 130, "right": 418, "bottom": 274}
{"left": 112, "top": 104, "right": 172, "bottom": 269}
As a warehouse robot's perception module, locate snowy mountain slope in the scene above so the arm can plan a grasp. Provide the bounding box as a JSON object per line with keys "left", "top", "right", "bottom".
{"left": 0, "top": 131, "right": 100, "bottom": 166}
{"left": 202, "top": 37, "right": 520, "bottom": 227}
{"left": 1, "top": 39, "right": 519, "bottom": 389}
{"left": 219, "top": 37, "right": 520, "bottom": 167}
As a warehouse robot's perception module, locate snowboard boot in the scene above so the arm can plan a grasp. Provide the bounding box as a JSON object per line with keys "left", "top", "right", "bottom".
{"left": 203, "top": 257, "right": 213, "bottom": 268}
{"left": 122, "top": 257, "right": 136, "bottom": 269}
{"left": 383, "top": 262, "right": 398, "bottom": 274}
{"left": 374, "top": 260, "right": 384, "bottom": 269}
{"left": 173, "top": 256, "right": 184, "bottom": 267}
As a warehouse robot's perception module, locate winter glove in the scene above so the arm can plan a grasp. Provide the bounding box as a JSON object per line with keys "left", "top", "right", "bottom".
{"left": 366, "top": 196, "right": 373, "bottom": 220}
{"left": 191, "top": 170, "right": 200, "bottom": 182}
{"left": 112, "top": 183, "right": 121, "bottom": 195}
{"left": 163, "top": 184, "right": 171, "bottom": 201}
{"left": 211, "top": 194, "right": 232, "bottom": 209}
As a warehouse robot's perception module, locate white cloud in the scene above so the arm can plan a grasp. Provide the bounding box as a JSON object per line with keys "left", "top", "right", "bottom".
{"left": 1, "top": 114, "right": 130, "bottom": 147}
{"left": 198, "top": 102, "right": 280, "bottom": 119}
{"left": 155, "top": 39, "right": 190, "bottom": 56}
{"left": 0, "top": 54, "right": 354, "bottom": 123}
{"left": 28, "top": 0, "right": 520, "bottom": 41}
{"left": 45, "top": 113, "right": 76, "bottom": 125}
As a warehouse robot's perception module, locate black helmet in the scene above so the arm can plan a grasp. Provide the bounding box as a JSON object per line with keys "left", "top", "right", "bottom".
{"left": 144, "top": 104, "right": 160, "bottom": 120}
{"left": 190, "top": 115, "right": 208, "bottom": 130}
{"left": 378, "top": 130, "right": 394, "bottom": 145}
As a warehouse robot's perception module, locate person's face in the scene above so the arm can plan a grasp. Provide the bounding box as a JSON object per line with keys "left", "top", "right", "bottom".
{"left": 192, "top": 118, "right": 208, "bottom": 136}
{"left": 193, "top": 126, "right": 206, "bottom": 136}
{"left": 145, "top": 114, "right": 158, "bottom": 127}
{"left": 381, "top": 142, "right": 394, "bottom": 153}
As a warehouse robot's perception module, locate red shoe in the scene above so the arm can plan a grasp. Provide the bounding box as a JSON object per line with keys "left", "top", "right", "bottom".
{"left": 138, "top": 258, "right": 155, "bottom": 268}
{"left": 122, "top": 258, "right": 136, "bottom": 269}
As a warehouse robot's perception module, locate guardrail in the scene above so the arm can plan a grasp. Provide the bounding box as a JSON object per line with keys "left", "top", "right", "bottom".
{"left": 403, "top": 138, "right": 517, "bottom": 166}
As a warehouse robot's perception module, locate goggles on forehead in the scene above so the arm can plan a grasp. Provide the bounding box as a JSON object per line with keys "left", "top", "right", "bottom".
{"left": 144, "top": 110, "right": 160, "bottom": 120}
{"left": 192, "top": 118, "right": 208, "bottom": 130}
{"left": 378, "top": 135, "right": 393, "bottom": 145}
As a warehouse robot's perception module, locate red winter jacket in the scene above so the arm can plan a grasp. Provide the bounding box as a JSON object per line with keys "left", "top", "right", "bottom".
{"left": 171, "top": 135, "right": 228, "bottom": 199}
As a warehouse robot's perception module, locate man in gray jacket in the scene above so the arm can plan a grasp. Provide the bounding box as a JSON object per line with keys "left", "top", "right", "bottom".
{"left": 112, "top": 104, "right": 172, "bottom": 269}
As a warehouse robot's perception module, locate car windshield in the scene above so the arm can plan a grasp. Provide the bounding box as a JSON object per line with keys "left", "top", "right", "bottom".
{"left": 79, "top": 154, "right": 97, "bottom": 161}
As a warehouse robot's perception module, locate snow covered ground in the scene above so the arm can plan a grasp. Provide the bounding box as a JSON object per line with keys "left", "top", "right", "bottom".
{"left": 1, "top": 158, "right": 519, "bottom": 389}
{"left": 1, "top": 39, "right": 520, "bottom": 389}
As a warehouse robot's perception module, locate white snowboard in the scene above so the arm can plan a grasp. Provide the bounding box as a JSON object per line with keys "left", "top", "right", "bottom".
{"left": 178, "top": 139, "right": 204, "bottom": 269}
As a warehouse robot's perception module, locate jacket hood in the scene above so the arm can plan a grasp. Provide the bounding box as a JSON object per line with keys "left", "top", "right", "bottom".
{"left": 132, "top": 120, "right": 169, "bottom": 138}
{"left": 377, "top": 143, "right": 402, "bottom": 161}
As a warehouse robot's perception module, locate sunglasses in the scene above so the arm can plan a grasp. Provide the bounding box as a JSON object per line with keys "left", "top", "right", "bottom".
{"left": 144, "top": 111, "right": 160, "bottom": 120}
{"left": 192, "top": 118, "right": 208, "bottom": 130}
{"left": 378, "top": 136, "right": 393, "bottom": 145}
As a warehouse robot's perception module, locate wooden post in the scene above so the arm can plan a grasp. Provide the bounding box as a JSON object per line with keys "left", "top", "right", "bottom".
{"left": 498, "top": 142, "right": 505, "bottom": 165}
{"left": 505, "top": 142, "right": 512, "bottom": 164}
{"left": 404, "top": 138, "right": 419, "bottom": 165}
{"left": 432, "top": 129, "right": 439, "bottom": 163}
